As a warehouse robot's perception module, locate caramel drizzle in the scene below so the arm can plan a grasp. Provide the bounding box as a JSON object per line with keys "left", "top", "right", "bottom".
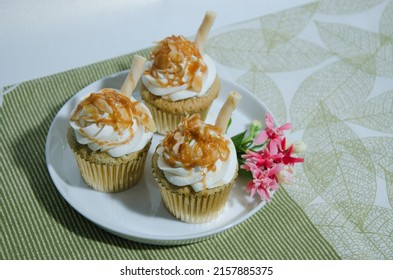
{"left": 162, "top": 114, "right": 230, "bottom": 171}
{"left": 70, "top": 89, "right": 146, "bottom": 146}
{"left": 146, "top": 35, "right": 207, "bottom": 91}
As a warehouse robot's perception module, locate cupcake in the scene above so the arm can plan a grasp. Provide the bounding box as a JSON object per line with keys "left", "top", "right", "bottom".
{"left": 141, "top": 11, "right": 220, "bottom": 135}
{"left": 68, "top": 55, "right": 156, "bottom": 192}
{"left": 152, "top": 91, "right": 242, "bottom": 223}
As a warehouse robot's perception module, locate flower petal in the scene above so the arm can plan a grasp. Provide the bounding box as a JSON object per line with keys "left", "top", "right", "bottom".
{"left": 265, "top": 113, "right": 275, "bottom": 129}
{"left": 267, "top": 163, "right": 284, "bottom": 177}
{"left": 254, "top": 130, "right": 268, "bottom": 145}
{"left": 257, "top": 187, "right": 270, "bottom": 201}
{"left": 268, "top": 140, "right": 278, "bottom": 154}
{"left": 277, "top": 122, "right": 292, "bottom": 133}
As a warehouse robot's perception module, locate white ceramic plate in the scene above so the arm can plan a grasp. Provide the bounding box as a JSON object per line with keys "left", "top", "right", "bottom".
{"left": 45, "top": 71, "right": 272, "bottom": 245}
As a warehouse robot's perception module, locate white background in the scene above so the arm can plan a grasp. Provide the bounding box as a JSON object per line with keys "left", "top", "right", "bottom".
{"left": 0, "top": 0, "right": 313, "bottom": 87}
{"left": 1, "top": 260, "right": 391, "bottom": 279}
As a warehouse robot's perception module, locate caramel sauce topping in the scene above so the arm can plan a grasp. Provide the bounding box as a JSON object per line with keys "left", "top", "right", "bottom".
{"left": 146, "top": 35, "right": 207, "bottom": 92}
{"left": 162, "top": 114, "right": 230, "bottom": 171}
{"left": 70, "top": 89, "right": 147, "bottom": 146}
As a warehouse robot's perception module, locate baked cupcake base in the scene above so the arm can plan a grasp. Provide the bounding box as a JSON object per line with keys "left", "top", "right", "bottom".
{"left": 152, "top": 147, "right": 238, "bottom": 223}
{"left": 141, "top": 76, "right": 221, "bottom": 135}
{"left": 67, "top": 127, "right": 151, "bottom": 192}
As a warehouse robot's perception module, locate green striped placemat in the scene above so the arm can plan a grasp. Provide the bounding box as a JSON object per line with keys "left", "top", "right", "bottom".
{"left": 0, "top": 50, "right": 339, "bottom": 260}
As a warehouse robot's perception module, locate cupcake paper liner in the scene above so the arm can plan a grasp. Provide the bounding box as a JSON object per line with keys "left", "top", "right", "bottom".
{"left": 141, "top": 76, "right": 220, "bottom": 135}
{"left": 68, "top": 128, "right": 151, "bottom": 192}
{"left": 72, "top": 146, "right": 149, "bottom": 192}
{"left": 159, "top": 181, "right": 233, "bottom": 223}
{"left": 145, "top": 104, "right": 209, "bottom": 135}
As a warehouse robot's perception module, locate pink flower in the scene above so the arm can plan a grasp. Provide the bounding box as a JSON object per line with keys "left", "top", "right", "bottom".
{"left": 242, "top": 148, "right": 278, "bottom": 170}
{"left": 236, "top": 113, "right": 304, "bottom": 202}
{"left": 254, "top": 113, "right": 292, "bottom": 154}
{"left": 240, "top": 160, "right": 259, "bottom": 174}
{"left": 246, "top": 164, "right": 283, "bottom": 201}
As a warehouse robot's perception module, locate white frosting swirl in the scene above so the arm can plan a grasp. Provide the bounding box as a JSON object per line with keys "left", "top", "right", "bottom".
{"left": 157, "top": 137, "right": 237, "bottom": 192}
{"left": 142, "top": 54, "right": 216, "bottom": 101}
{"left": 70, "top": 89, "right": 154, "bottom": 157}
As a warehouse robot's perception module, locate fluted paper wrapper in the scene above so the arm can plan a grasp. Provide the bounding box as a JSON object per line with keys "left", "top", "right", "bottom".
{"left": 73, "top": 150, "right": 148, "bottom": 192}
{"left": 68, "top": 130, "right": 151, "bottom": 192}
{"left": 145, "top": 103, "right": 209, "bottom": 135}
{"left": 152, "top": 149, "right": 237, "bottom": 223}
{"left": 141, "top": 76, "right": 220, "bottom": 135}
{"left": 160, "top": 181, "right": 234, "bottom": 223}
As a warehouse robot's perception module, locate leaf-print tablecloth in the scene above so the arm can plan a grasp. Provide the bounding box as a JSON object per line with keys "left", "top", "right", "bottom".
{"left": 1, "top": 0, "right": 392, "bottom": 260}
{"left": 205, "top": 0, "right": 393, "bottom": 259}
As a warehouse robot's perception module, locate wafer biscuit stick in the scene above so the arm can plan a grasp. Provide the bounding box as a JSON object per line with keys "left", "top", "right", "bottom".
{"left": 194, "top": 11, "right": 216, "bottom": 52}
{"left": 215, "top": 91, "right": 242, "bottom": 133}
{"left": 121, "top": 55, "right": 146, "bottom": 97}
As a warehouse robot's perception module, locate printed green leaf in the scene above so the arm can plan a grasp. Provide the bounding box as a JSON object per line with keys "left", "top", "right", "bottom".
{"left": 237, "top": 69, "right": 287, "bottom": 124}
{"left": 306, "top": 204, "right": 393, "bottom": 259}
{"left": 302, "top": 151, "right": 339, "bottom": 196}
{"left": 337, "top": 139, "right": 377, "bottom": 177}
{"left": 375, "top": 42, "right": 393, "bottom": 78}
{"left": 361, "top": 137, "right": 393, "bottom": 177}
{"left": 290, "top": 60, "right": 375, "bottom": 130}
{"left": 205, "top": 29, "right": 330, "bottom": 72}
{"left": 317, "top": 0, "right": 385, "bottom": 15}
{"left": 285, "top": 164, "right": 320, "bottom": 207}
{"left": 346, "top": 90, "right": 393, "bottom": 134}
{"left": 362, "top": 206, "right": 393, "bottom": 258}
{"left": 315, "top": 21, "right": 380, "bottom": 57}
{"left": 260, "top": 2, "right": 319, "bottom": 49}
{"left": 385, "top": 170, "right": 393, "bottom": 208}
{"left": 380, "top": 0, "right": 393, "bottom": 37}
{"left": 316, "top": 21, "right": 393, "bottom": 78}
{"left": 306, "top": 204, "right": 371, "bottom": 259}
{"left": 302, "top": 104, "right": 376, "bottom": 224}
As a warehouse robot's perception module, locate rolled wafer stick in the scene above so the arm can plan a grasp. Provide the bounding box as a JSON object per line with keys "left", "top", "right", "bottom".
{"left": 121, "top": 55, "right": 146, "bottom": 97}
{"left": 194, "top": 11, "right": 216, "bottom": 52}
{"left": 121, "top": 55, "right": 156, "bottom": 132}
{"left": 215, "top": 91, "right": 242, "bottom": 134}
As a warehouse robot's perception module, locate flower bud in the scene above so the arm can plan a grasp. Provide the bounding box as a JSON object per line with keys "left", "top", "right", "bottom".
{"left": 276, "top": 169, "right": 293, "bottom": 184}
{"left": 292, "top": 141, "right": 307, "bottom": 153}
{"left": 244, "top": 120, "right": 263, "bottom": 143}
{"left": 285, "top": 165, "right": 295, "bottom": 174}
{"left": 250, "top": 120, "right": 262, "bottom": 136}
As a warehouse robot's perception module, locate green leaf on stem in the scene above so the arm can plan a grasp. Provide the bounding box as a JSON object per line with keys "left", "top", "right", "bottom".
{"left": 231, "top": 130, "right": 247, "bottom": 150}
{"left": 226, "top": 117, "right": 232, "bottom": 133}
{"left": 238, "top": 168, "right": 253, "bottom": 180}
